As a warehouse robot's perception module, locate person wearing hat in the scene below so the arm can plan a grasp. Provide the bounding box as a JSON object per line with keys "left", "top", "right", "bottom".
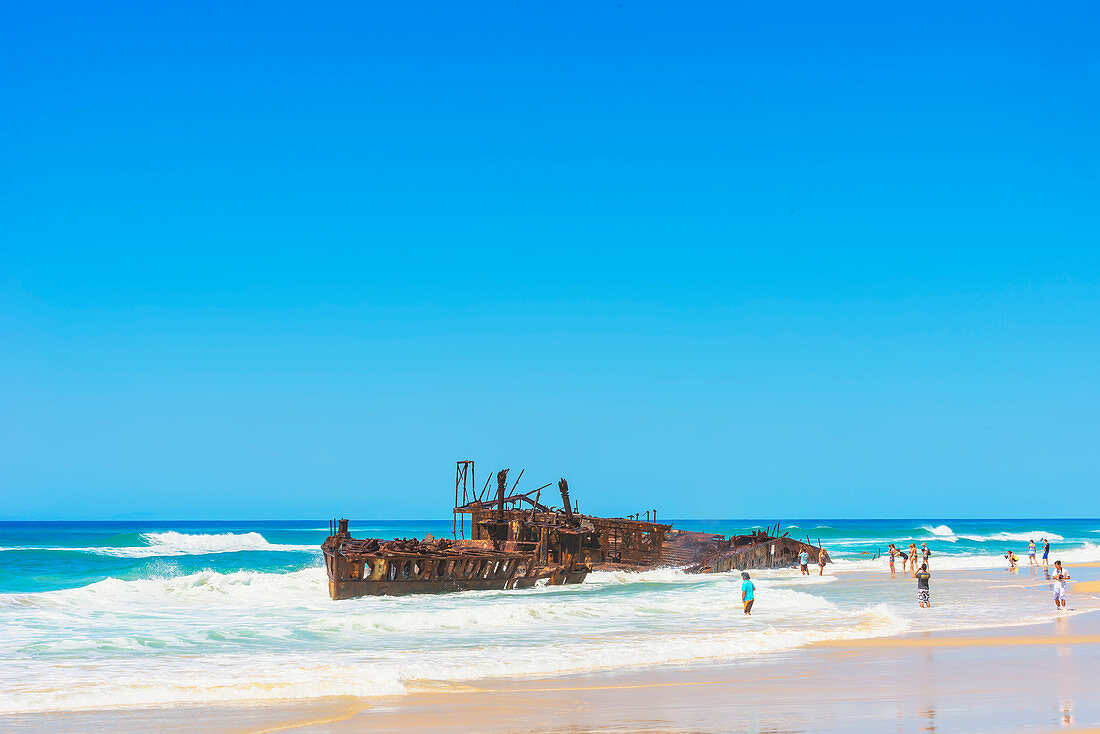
{"left": 741, "top": 571, "right": 756, "bottom": 615}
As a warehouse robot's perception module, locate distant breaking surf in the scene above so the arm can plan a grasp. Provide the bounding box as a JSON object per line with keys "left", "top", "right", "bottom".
{"left": 0, "top": 531, "right": 317, "bottom": 558}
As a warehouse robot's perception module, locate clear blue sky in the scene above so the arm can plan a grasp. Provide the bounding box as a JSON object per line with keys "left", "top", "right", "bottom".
{"left": 2, "top": 2, "right": 1098, "bottom": 519}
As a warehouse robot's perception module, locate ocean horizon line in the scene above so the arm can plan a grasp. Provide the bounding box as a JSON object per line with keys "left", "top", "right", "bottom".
{"left": 1, "top": 516, "right": 1097, "bottom": 524}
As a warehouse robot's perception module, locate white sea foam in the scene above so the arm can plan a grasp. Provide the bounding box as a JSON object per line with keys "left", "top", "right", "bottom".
{"left": 917, "top": 524, "right": 959, "bottom": 541}
{"left": 0, "top": 567, "right": 325, "bottom": 611}
{"left": 956, "top": 530, "right": 1065, "bottom": 543}
{"left": 830, "top": 542, "right": 1100, "bottom": 573}
{"left": 4, "top": 557, "right": 1099, "bottom": 715}
{"left": 5, "top": 523, "right": 1100, "bottom": 715}
{"left": 0, "top": 565, "right": 907, "bottom": 713}
{"left": 910, "top": 526, "right": 1069, "bottom": 545}
{"left": 0, "top": 531, "right": 318, "bottom": 558}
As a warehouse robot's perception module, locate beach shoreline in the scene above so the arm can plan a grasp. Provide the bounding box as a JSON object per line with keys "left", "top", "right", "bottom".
{"left": 5, "top": 565, "right": 1100, "bottom": 733}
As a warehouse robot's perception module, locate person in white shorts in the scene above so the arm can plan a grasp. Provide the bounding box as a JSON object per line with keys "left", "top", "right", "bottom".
{"left": 1052, "top": 560, "right": 1070, "bottom": 609}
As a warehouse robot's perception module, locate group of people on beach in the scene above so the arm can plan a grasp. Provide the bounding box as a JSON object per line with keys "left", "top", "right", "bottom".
{"left": 1018, "top": 538, "right": 1071, "bottom": 609}
{"left": 887, "top": 542, "right": 935, "bottom": 608}
{"left": 887, "top": 542, "right": 931, "bottom": 573}
{"left": 739, "top": 536, "right": 1074, "bottom": 617}
{"left": 884, "top": 537, "right": 1072, "bottom": 610}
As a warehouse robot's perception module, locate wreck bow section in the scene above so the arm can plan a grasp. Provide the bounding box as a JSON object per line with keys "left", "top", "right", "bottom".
{"left": 322, "top": 467, "right": 600, "bottom": 600}
{"left": 322, "top": 519, "right": 542, "bottom": 599}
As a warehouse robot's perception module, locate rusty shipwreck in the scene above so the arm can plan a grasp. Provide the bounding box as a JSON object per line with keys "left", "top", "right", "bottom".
{"left": 322, "top": 460, "right": 830, "bottom": 599}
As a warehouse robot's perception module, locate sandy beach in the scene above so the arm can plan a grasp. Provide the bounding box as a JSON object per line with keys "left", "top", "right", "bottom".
{"left": 6, "top": 567, "right": 1100, "bottom": 734}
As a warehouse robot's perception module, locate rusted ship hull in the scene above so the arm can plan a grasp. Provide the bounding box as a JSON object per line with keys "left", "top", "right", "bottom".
{"left": 322, "top": 461, "right": 831, "bottom": 600}
{"left": 323, "top": 534, "right": 589, "bottom": 600}
{"left": 684, "top": 530, "right": 831, "bottom": 574}
{"left": 323, "top": 466, "right": 596, "bottom": 600}
{"left": 329, "top": 575, "right": 534, "bottom": 599}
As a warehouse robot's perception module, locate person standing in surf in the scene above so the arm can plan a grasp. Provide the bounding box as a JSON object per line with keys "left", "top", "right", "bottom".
{"left": 741, "top": 571, "right": 755, "bottom": 615}
{"left": 921, "top": 542, "right": 931, "bottom": 571}
{"left": 1042, "top": 538, "right": 1051, "bottom": 568}
{"left": 1052, "top": 561, "right": 1070, "bottom": 610}
{"left": 915, "top": 563, "right": 931, "bottom": 608}
{"left": 908, "top": 543, "right": 919, "bottom": 575}
{"left": 888, "top": 543, "right": 904, "bottom": 575}
{"left": 799, "top": 547, "right": 811, "bottom": 575}
{"left": 1028, "top": 539, "right": 1037, "bottom": 568}
{"left": 818, "top": 547, "right": 828, "bottom": 576}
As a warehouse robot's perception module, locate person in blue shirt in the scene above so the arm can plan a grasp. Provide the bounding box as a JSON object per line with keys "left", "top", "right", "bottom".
{"left": 799, "top": 548, "right": 811, "bottom": 575}
{"left": 741, "top": 572, "right": 755, "bottom": 615}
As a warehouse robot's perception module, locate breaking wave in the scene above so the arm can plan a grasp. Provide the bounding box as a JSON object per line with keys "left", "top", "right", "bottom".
{"left": 0, "top": 531, "right": 317, "bottom": 558}
{"left": 956, "top": 530, "right": 1065, "bottom": 543}
{"left": 917, "top": 524, "right": 958, "bottom": 541}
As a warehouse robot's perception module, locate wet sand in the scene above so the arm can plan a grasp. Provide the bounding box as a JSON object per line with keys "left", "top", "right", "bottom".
{"left": 6, "top": 568, "right": 1100, "bottom": 733}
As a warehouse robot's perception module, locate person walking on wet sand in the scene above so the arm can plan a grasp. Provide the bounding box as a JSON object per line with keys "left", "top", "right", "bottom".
{"left": 1052, "top": 561, "right": 1070, "bottom": 610}
{"left": 915, "top": 563, "right": 931, "bottom": 608}
{"left": 799, "top": 547, "right": 811, "bottom": 575}
{"left": 1042, "top": 538, "right": 1051, "bottom": 568}
{"left": 741, "top": 572, "right": 755, "bottom": 615}
{"left": 1028, "top": 539, "right": 1037, "bottom": 568}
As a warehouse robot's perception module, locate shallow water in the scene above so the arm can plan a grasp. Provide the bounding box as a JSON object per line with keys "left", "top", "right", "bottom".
{"left": 1, "top": 518, "right": 1097, "bottom": 713}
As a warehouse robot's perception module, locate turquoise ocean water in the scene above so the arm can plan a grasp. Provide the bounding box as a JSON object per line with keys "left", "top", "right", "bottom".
{"left": 2, "top": 518, "right": 1098, "bottom": 713}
